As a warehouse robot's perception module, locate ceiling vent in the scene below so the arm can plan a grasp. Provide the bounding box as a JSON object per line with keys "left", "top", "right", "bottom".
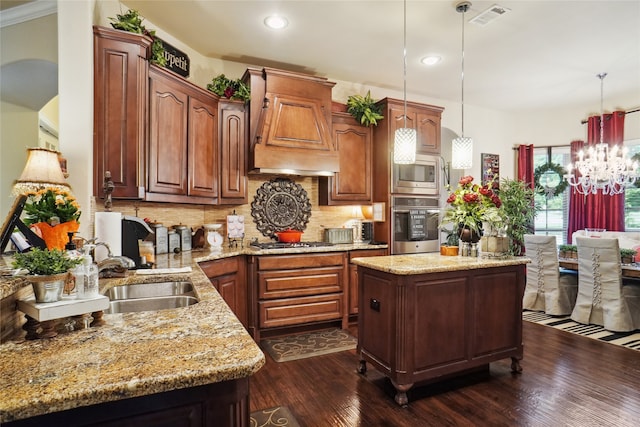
{"left": 469, "top": 4, "right": 510, "bottom": 26}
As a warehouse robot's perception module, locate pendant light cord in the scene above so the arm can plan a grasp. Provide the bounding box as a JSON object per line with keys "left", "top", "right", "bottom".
{"left": 403, "top": 0, "right": 408, "bottom": 128}
{"left": 459, "top": 3, "right": 468, "bottom": 138}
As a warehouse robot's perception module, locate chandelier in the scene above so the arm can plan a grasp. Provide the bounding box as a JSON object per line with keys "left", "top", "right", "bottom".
{"left": 565, "top": 73, "right": 638, "bottom": 195}
{"left": 451, "top": 1, "right": 473, "bottom": 170}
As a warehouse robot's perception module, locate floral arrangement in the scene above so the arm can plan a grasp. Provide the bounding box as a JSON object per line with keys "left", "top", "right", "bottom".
{"left": 441, "top": 175, "right": 503, "bottom": 236}
{"left": 22, "top": 187, "right": 81, "bottom": 226}
{"left": 207, "top": 74, "right": 251, "bottom": 102}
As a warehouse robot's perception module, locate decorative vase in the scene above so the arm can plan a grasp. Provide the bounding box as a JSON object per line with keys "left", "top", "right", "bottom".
{"left": 458, "top": 226, "right": 481, "bottom": 243}
{"left": 30, "top": 221, "right": 80, "bottom": 251}
{"left": 27, "top": 272, "right": 70, "bottom": 303}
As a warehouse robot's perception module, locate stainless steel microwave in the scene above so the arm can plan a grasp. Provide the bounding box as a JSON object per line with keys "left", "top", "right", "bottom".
{"left": 391, "top": 154, "right": 440, "bottom": 196}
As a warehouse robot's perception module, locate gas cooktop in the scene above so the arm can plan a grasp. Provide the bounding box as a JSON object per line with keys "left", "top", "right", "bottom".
{"left": 250, "top": 241, "right": 335, "bottom": 249}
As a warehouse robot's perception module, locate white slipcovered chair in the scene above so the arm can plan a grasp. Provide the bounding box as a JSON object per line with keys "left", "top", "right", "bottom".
{"left": 571, "top": 237, "right": 640, "bottom": 332}
{"left": 523, "top": 235, "right": 578, "bottom": 316}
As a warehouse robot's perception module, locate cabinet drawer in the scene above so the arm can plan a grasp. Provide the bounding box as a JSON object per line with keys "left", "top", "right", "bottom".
{"left": 258, "top": 253, "right": 344, "bottom": 270}
{"left": 258, "top": 266, "right": 343, "bottom": 299}
{"left": 199, "top": 257, "right": 239, "bottom": 278}
{"left": 259, "top": 293, "right": 343, "bottom": 328}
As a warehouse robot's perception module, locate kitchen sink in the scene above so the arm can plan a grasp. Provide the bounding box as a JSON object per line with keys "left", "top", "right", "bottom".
{"left": 104, "top": 295, "right": 199, "bottom": 314}
{"left": 105, "top": 281, "right": 194, "bottom": 300}
{"left": 102, "top": 281, "right": 198, "bottom": 314}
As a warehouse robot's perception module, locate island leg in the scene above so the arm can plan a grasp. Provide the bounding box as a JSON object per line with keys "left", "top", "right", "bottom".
{"left": 390, "top": 380, "right": 414, "bottom": 406}
{"left": 511, "top": 356, "right": 523, "bottom": 373}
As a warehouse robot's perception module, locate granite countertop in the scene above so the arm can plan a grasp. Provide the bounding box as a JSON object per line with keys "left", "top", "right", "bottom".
{"left": 0, "top": 243, "right": 386, "bottom": 423}
{"left": 351, "top": 252, "right": 530, "bottom": 275}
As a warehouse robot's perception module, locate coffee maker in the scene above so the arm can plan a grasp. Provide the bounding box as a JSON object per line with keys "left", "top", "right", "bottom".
{"left": 121, "top": 216, "right": 153, "bottom": 267}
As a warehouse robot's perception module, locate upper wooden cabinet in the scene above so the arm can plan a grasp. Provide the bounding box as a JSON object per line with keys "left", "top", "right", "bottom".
{"left": 93, "top": 26, "right": 151, "bottom": 199}
{"left": 147, "top": 66, "right": 219, "bottom": 204}
{"left": 218, "top": 100, "right": 248, "bottom": 204}
{"left": 319, "top": 111, "right": 373, "bottom": 205}
{"left": 94, "top": 26, "right": 248, "bottom": 206}
{"left": 379, "top": 98, "right": 444, "bottom": 155}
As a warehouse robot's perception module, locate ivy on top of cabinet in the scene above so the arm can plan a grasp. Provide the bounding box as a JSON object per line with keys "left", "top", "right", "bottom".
{"left": 109, "top": 9, "right": 166, "bottom": 66}
{"left": 207, "top": 74, "right": 251, "bottom": 102}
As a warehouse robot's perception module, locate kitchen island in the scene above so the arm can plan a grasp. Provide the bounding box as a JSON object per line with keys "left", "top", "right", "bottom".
{"left": 352, "top": 253, "right": 529, "bottom": 406}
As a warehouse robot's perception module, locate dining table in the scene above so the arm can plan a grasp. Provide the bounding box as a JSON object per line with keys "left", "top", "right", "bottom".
{"left": 558, "top": 257, "right": 640, "bottom": 281}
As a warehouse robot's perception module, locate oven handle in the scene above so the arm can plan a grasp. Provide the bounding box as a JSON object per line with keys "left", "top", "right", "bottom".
{"left": 392, "top": 208, "right": 441, "bottom": 214}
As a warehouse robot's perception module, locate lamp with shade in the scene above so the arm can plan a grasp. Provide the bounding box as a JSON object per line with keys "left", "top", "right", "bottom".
{"left": 12, "top": 147, "right": 70, "bottom": 196}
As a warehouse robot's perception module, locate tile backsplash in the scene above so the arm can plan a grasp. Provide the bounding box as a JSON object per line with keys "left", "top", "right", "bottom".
{"left": 96, "top": 175, "right": 366, "bottom": 244}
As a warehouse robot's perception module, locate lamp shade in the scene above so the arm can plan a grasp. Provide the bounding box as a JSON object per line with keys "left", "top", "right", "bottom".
{"left": 452, "top": 136, "right": 473, "bottom": 169}
{"left": 12, "top": 147, "right": 70, "bottom": 195}
{"left": 393, "top": 127, "right": 417, "bottom": 164}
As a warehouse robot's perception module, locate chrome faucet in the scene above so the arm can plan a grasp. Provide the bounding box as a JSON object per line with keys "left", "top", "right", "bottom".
{"left": 78, "top": 238, "right": 135, "bottom": 277}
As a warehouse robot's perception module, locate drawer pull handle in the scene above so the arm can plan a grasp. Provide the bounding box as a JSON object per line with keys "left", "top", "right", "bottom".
{"left": 370, "top": 298, "right": 380, "bottom": 312}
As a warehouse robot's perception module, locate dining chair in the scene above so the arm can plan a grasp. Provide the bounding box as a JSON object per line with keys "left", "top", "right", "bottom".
{"left": 571, "top": 237, "right": 640, "bottom": 332}
{"left": 523, "top": 235, "right": 578, "bottom": 316}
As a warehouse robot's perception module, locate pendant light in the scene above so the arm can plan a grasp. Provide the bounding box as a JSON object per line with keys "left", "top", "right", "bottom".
{"left": 451, "top": 1, "right": 473, "bottom": 170}
{"left": 393, "top": 0, "right": 417, "bottom": 164}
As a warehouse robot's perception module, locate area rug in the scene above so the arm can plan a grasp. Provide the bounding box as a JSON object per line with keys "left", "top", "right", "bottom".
{"left": 261, "top": 328, "right": 357, "bottom": 362}
{"left": 523, "top": 310, "right": 640, "bottom": 351}
{"left": 250, "top": 406, "right": 301, "bottom": 427}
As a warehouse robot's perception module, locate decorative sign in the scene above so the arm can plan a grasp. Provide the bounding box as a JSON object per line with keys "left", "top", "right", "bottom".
{"left": 481, "top": 153, "right": 500, "bottom": 188}
{"left": 159, "top": 38, "right": 190, "bottom": 78}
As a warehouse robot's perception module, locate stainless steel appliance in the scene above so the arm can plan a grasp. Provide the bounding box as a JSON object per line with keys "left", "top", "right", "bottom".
{"left": 391, "top": 196, "right": 440, "bottom": 254}
{"left": 392, "top": 154, "right": 440, "bottom": 195}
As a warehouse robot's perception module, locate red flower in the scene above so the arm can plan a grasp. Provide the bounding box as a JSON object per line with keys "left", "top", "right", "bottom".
{"left": 463, "top": 193, "right": 479, "bottom": 203}
{"left": 459, "top": 176, "right": 474, "bottom": 186}
{"left": 224, "top": 87, "right": 236, "bottom": 98}
{"left": 447, "top": 194, "right": 456, "bottom": 203}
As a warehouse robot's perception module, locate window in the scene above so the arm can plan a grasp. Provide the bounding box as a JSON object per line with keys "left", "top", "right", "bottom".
{"left": 534, "top": 141, "right": 640, "bottom": 244}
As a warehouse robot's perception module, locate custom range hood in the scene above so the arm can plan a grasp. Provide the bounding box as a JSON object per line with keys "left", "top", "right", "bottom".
{"left": 243, "top": 67, "right": 339, "bottom": 177}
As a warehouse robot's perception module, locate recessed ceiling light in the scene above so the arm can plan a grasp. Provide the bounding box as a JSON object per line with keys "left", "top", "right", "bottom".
{"left": 264, "top": 14, "right": 288, "bottom": 30}
{"left": 421, "top": 56, "right": 442, "bottom": 66}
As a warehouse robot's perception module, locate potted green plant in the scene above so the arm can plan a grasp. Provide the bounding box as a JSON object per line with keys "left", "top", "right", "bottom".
{"left": 499, "top": 178, "right": 540, "bottom": 256}
{"left": 109, "top": 9, "right": 166, "bottom": 66}
{"left": 206, "top": 74, "right": 251, "bottom": 102}
{"left": 440, "top": 228, "right": 460, "bottom": 256}
{"left": 566, "top": 244, "right": 578, "bottom": 259}
{"left": 13, "top": 248, "right": 82, "bottom": 303}
{"left": 558, "top": 244, "right": 573, "bottom": 259}
{"left": 346, "top": 90, "right": 384, "bottom": 126}
{"left": 620, "top": 248, "right": 637, "bottom": 264}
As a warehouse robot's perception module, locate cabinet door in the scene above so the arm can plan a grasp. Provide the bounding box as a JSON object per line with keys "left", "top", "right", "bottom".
{"left": 320, "top": 114, "right": 372, "bottom": 205}
{"left": 416, "top": 110, "right": 441, "bottom": 154}
{"left": 148, "top": 69, "right": 189, "bottom": 196}
{"left": 389, "top": 105, "right": 417, "bottom": 136}
{"left": 188, "top": 93, "right": 218, "bottom": 198}
{"left": 217, "top": 273, "right": 247, "bottom": 326}
{"left": 93, "top": 27, "right": 151, "bottom": 199}
{"left": 219, "top": 100, "right": 247, "bottom": 204}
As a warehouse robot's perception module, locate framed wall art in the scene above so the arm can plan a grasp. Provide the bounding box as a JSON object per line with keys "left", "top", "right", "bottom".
{"left": 481, "top": 153, "right": 500, "bottom": 187}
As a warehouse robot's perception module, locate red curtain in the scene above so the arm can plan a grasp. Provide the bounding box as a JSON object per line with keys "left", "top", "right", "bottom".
{"left": 517, "top": 144, "right": 534, "bottom": 189}
{"left": 567, "top": 112, "right": 626, "bottom": 242}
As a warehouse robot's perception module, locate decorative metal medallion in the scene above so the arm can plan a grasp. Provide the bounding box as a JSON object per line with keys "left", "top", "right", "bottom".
{"left": 251, "top": 178, "right": 312, "bottom": 238}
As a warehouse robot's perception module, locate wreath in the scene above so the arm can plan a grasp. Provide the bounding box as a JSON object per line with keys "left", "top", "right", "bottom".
{"left": 534, "top": 162, "right": 568, "bottom": 198}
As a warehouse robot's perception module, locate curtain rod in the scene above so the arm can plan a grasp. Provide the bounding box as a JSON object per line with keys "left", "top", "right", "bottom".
{"left": 580, "top": 107, "right": 639, "bottom": 124}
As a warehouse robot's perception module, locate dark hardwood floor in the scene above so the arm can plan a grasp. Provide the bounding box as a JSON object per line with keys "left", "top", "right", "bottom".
{"left": 250, "top": 321, "right": 640, "bottom": 426}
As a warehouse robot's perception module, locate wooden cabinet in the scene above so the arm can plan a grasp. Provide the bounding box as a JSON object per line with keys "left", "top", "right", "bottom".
{"left": 382, "top": 99, "right": 443, "bottom": 155}
{"left": 218, "top": 99, "right": 248, "bottom": 204}
{"left": 347, "top": 249, "right": 387, "bottom": 316}
{"left": 147, "top": 66, "right": 219, "bottom": 204}
{"left": 199, "top": 257, "right": 247, "bottom": 326}
{"left": 357, "top": 263, "right": 525, "bottom": 406}
{"left": 93, "top": 26, "right": 151, "bottom": 199}
{"left": 5, "top": 380, "right": 249, "bottom": 427}
{"left": 319, "top": 111, "right": 373, "bottom": 205}
{"left": 248, "top": 252, "right": 347, "bottom": 341}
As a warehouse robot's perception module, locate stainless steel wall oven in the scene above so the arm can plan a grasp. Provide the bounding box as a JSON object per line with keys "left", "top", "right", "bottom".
{"left": 391, "top": 196, "right": 441, "bottom": 255}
